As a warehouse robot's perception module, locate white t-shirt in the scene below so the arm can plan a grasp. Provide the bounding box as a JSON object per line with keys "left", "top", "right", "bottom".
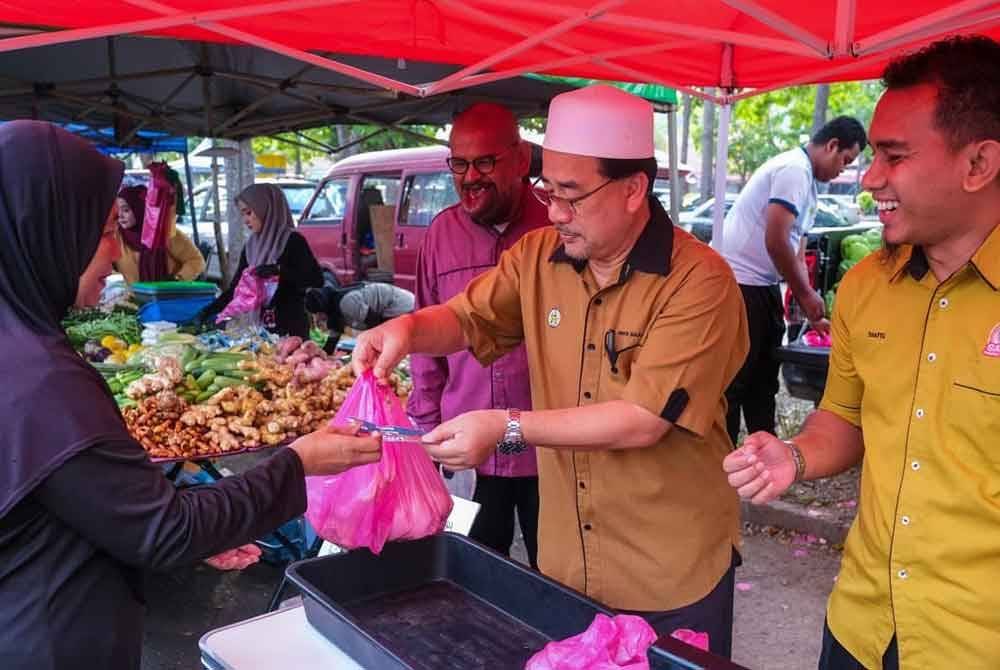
{"left": 720, "top": 147, "right": 818, "bottom": 286}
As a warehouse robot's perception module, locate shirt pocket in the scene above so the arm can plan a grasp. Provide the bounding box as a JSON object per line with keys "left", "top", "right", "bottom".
{"left": 947, "top": 360, "right": 1000, "bottom": 466}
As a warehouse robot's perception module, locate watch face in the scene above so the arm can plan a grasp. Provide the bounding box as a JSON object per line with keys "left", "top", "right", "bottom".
{"left": 497, "top": 440, "right": 526, "bottom": 455}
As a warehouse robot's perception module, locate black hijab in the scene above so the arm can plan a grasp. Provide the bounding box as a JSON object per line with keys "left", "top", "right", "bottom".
{"left": 0, "top": 121, "right": 130, "bottom": 519}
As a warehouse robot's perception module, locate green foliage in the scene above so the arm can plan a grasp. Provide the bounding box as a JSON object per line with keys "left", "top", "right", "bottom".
{"left": 251, "top": 124, "right": 441, "bottom": 166}
{"left": 689, "top": 82, "right": 883, "bottom": 185}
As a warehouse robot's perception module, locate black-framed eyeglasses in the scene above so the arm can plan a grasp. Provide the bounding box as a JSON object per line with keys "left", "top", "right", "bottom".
{"left": 531, "top": 176, "right": 617, "bottom": 216}
{"left": 446, "top": 143, "right": 519, "bottom": 175}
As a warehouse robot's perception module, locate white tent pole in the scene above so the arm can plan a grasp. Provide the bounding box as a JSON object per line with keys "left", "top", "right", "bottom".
{"left": 722, "top": 0, "right": 829, "bottom": 56}
{"left": 711, "top": 101, "right": 731, "bottom": 251}
{"left": 833, "top": 0, "right": 858, "bottom": 56}
{"left": 425, "top": 0, "right": 627, "bottom": 96}
{"left": 0, "top": 0, "right": 348, "bottom": 54}
{"left": 854, "top": 0, "right": 997, "bottom": 55}
{"left": 120, "top": 0, "right": 423, "bottom": 96}
{"left": 432, "top": 40, "right": 701, "bottom": 95}
{"left": 667, "top": 104, "right": 681, "bottom": 226}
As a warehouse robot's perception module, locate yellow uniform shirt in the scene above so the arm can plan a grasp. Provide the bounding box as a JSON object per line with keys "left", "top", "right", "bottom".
{"left": 821, "top": 225, "right": 1000, "bottom": 669}
{"left": 448, "top": 199, "right": 748, "bottom": 610}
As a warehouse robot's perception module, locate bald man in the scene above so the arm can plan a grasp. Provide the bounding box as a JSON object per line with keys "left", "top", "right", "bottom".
{"left": 407, "top": 104, "right": 549, "bottom": 566}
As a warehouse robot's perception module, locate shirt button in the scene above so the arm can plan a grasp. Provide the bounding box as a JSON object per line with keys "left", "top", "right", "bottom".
{"left": 915, "top": 408, "right": 925, "bottom": 419}
{"left": 583, "top": 391, "right": 592, "bottom": 399}
{"left": 587, "top": 343, "right": 596, "bottom": 351}
{"left": 901, "top": 515, "right": 911, "bottom": 526}
{"left": 939, "top": 298, "right": 949, "bottom": 309}
{"left": 927, "top": 353, "right": 937, "bottom": 362}
{"left": 583, "top": 523, "right": 593, "bottom": 531}
{"left": 911, "top": 460, "right": 921, "bottom": 471}
{"left": 898, "top": 569, "right": 909, "bottom": 580}
{"left": 579, "top": 481, "right": 586, "bottom": 489}
{"left": 594, "top": 298, "right": 603, "bottom": 306}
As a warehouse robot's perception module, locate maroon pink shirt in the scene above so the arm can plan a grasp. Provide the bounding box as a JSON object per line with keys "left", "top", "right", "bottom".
{"left": 407, "top": 186, "right": 549, "bottom": 477}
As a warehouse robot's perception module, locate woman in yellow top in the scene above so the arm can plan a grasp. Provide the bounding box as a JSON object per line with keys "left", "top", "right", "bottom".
{"left": 115, "top": 183, "right": 205, "bottom": 283}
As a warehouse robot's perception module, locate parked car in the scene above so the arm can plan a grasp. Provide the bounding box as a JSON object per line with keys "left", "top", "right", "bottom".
{"left": 818, "top": 193, "right": 861, "bottom": 225}
{"left": 679, "top": 193, "right": 738, "bottom": 243}
{"left": 296, "top": 146, "right": 454, "bottom": 291}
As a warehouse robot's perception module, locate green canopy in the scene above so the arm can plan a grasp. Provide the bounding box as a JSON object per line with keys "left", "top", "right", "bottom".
{"left": 527, "top": 75, "right": 678, "bottom": 106}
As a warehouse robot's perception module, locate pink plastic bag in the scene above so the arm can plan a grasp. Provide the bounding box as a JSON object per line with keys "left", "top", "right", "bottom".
{"left": 670, "top": 629, "right": 709, "bottom": 652}
{"left": 216, "top": 267, "right": 277, "bottom": 323}
{"left": 802, "top": 329, "right": 832, "bottom": 347}
{"left": 525, "top": 614, "right": 657, "bottom": 670}
{"left": 142, "top": 162, "right": 175, "bottom": 249}
{"left": 305, "top": 371, "right": 453, "bottom": 554}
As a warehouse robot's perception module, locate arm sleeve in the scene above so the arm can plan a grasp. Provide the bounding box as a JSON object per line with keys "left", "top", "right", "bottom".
{"left": 445, "top": 240, "right": 526, "bottom": 367}
{"left": 621, "top": 259, "right": 750, "bottom": 437}
{"left": 818, "top": 274, "right": 863, "bottom": 427}
{"left": 407, "top": 238, "right": 449, "bottom": 432}
{"left": 767, "top": 165, "right": 812, "bottom": 219}
{"left": 201, "top": 251, "right": 247, "bottom": 320}
{"left": 34, "top": 441, "right": 306, "bottom": 571}
{"left": 169, "top": 231, "right": 206, "bottom": 280}
{"left": 280, "top": 233, "right": 324, "bottom": 292}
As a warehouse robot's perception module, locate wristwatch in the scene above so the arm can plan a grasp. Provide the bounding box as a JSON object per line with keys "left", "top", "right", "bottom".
{"left": 782, "top": 440, "right": 807, "bottom": 482}
{"left": 496, "top": 408, "right": 526, "bottom": 455}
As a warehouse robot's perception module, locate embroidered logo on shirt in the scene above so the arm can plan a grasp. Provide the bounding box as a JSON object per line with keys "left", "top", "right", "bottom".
{"left": 983, "top": 322, "right": 1000, "bottom": 357}
{"left": 867, "top": 330, "right": 886, "bottom": 340}
{"left": 547, "top": 308, "right": 561, "bottom": 328}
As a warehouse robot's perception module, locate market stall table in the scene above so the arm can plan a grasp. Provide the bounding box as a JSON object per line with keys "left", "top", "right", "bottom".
{"left": 200, "top": 604, "right": 364, "bottom": 670}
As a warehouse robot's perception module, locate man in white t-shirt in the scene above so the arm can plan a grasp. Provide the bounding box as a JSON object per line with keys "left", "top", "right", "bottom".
{"left": 720, "top": 117, "right": 866, "bottom": 444}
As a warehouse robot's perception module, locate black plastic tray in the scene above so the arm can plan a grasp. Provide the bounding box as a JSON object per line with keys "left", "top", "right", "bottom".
{"left": 286, "top": 533, "right": 748, "bottom": 670}
{"left": 776, "top": 343, "right": 830, "bottom": 370}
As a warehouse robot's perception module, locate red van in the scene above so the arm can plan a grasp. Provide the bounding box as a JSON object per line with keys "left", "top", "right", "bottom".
{"left": 297, "top": 145, "right": 456, "bottom": 292}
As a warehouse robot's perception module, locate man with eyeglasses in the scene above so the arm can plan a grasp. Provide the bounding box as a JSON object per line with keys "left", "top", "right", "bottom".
{"left": 407, "top": 103, "right": 548, "bottom": 568}
{"left": 356, "top": 85, "right": 748, "bottom": 657}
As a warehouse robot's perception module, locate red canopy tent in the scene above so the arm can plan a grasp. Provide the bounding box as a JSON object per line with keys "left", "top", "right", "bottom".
{"left": 2, "top": 0, "right": 998, "bottom": 234}
{"left": 2, "top": 1, "right": 997, "bottom": 101}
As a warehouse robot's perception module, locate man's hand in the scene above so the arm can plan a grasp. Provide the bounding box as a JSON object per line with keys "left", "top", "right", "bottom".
{"left": 421, "top": 410, "right": 507, "bottom": 470}
{"left": 800, "top": 290, "right": 831, "bottom": 336}
{"left": 290, "top": 421, "right": 382, "bottom": 476}
{"left": 352, "top": 315, "right": 414, "bottom": 383}
{"left": 722, "top": 431, "right": 798, "bottom": 504}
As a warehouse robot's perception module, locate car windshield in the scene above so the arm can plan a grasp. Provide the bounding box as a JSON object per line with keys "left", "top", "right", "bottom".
{"left": 280, "top": 185, "right": 315, "bottom": 214}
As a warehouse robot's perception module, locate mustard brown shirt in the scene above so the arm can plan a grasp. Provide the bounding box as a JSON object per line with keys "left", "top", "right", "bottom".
{"left": 821, "top": 225, "right": 1000, "bottom": 669}
{"left": 447, "top": 197, "right": 748, "bottom": 611}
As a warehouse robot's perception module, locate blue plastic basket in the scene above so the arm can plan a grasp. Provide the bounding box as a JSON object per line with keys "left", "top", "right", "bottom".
{"left": 137, "top": 295, "right": 214, "bottom": 325}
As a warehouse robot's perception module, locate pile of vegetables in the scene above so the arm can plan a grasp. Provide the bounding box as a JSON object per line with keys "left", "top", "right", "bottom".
{"left": 108, "top": 334, "right": 413, "bottom": 461}
{"left": 63, "top": 308, "right": 143, "bottom": 362}
{"left": 823, "top": 228, "right": 884, "bottom": 319}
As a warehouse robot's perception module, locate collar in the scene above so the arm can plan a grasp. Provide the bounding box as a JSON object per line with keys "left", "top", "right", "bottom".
{"left": 889, "top": 224, "right": 1000, "bottom": 290}
{"left": 889, "top": 245, "right": 930, "bottom": 282}
{"left": 548, "top": 195, "right": 674, "bottom": 282}
{"left": 970, "top": 223, "right": 1000, "bottom": 290}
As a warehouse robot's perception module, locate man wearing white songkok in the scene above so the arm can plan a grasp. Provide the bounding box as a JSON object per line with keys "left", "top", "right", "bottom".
{"left": 353, "top": 85, "right": 749, "bottom": 657}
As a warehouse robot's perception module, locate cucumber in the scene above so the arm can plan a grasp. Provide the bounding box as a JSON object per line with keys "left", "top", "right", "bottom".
{"left": 205, "top": 383, "right": 221, "bottom": 394}
{"left": 196, "top": 370, "right": 217, "bottom": 389}
{"left": 108, "top": 381, "right": 123, "bottom": 394}
{"left": 195, "top": 389, "right": 215, "bottom": 403}
{"left": 213, "top": 376, "right": 246, "bottom": 388}
{"left": 197, "top": 359, "right": 243, "bottom": 372}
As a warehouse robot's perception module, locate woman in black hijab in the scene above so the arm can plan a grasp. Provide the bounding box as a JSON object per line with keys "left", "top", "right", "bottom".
{"left": 0, "top": 121, "right": 381, "bottom": 670}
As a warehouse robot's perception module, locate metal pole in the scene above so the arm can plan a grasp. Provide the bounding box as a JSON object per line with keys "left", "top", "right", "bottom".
{"left": 182, "top": 148, "right": 199, "bottom": 248}
{"left": 711, "top": 102, "right": 732, "bottom": 251}
{"left": 667, "top": 104, "right": 681, "bottom": 226}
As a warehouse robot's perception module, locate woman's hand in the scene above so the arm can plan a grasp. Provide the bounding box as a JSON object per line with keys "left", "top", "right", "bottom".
{"left": 204, "top": 543, "right": 262, "bottom": 571}
{"left": 290, "top": 421, "right": 382, "bottom": 476}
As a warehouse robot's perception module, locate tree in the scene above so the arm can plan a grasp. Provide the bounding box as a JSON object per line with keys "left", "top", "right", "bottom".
{"left": 251, "top": 124, "right": 442, "bottom": 168}
{"left": 812, "top": 83, "right": 830, "bottom": 136}
{"left": 681, "top": 93, "right": 692, "bottom": 164}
